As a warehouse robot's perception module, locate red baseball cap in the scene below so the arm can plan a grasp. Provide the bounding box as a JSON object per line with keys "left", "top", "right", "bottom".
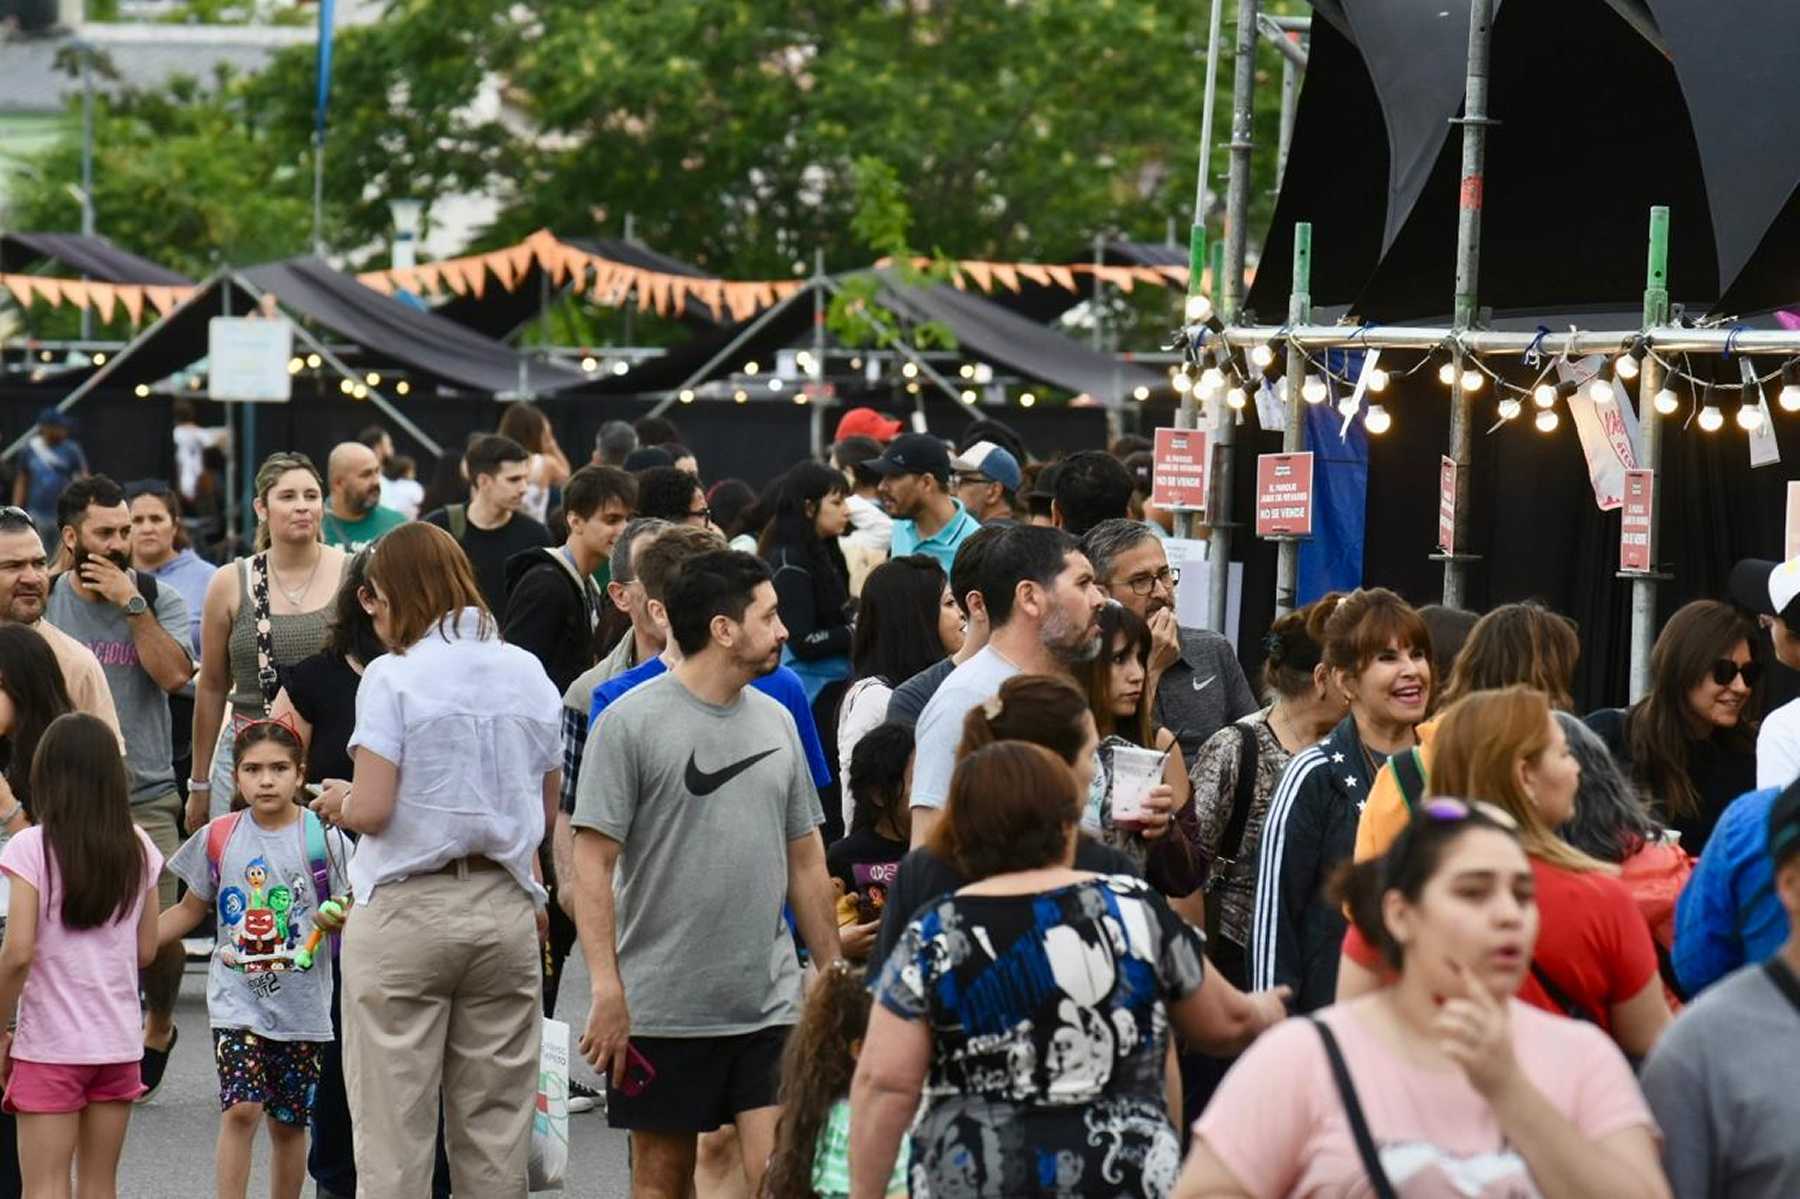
{"left": 834, "top": 407, "right": 903, "bottom": 443}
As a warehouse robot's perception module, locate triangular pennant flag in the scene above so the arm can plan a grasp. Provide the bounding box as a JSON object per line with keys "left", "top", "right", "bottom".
{"left": 772, "top": 280, "right": 803, "bottom": 301}
{"left": 118, "top": 285, "right": 144, "bottom": 325}
{"left": 485, "top": 251, "right": 514, "bottom": 292}
{"left": 667, "top": 277, "right": 690, "bottom": 316}
{"left": 699, "top": 280, "right": 724, "bottom": 320}
{"left": 636, "top": 271, "right": 657, "bottom": 313}
{"left": 1017, "top": 263, "right": 1052, "bottom": 287}
{"left": 1133, "top": 266, "right": 1168, "bottom": 287}
{"left": 963, "top": 261, "right": 995, "bottom": 292}
{"left": 990, "top": 263, "right": 1021, "bottom": 293}
{"left": 389, "top": 268, "right": 420, "bottom": 294}
{"left": 466, "top": 257, "right": 488, "bottom": 298}
{"left": 87, "top": 281, "right": 117, "bottom": 324}
{"left": 357, "top": 271, "right": 395, "bottom": 295}
{"left": 752, "top": 282, "right": 775, "bottom": 310}
{"left": 441, "top": 260, "right": 469, "bottom": 296}
{"left": 950, "top": 264, "right": 967, "bottom": 291}
{"left": 3, "top": 275, "right": 32, "bottom": 308}
{"left": 542, "top": 240, "right": 571, "bottom": 286}
{"left": 725, "top": 283, "right": 756, "bottom": 321}
{"left": 1046, "top": 264, "right": 1077, "bottom": 291}
{"left": 59, "top": 280, "right": 89, "bottom": 310}
{"left": 31, "top": 278, "right": 64, "bottom": 308}
{"left": 1099, "top": 265, "right": 1135, "bottom": 293}
{"left": 413, "top": 264, "right": 443, "bottom": 296}
{"left": 1157, "top": 265, "right": 1188, "bottom": 284}
{"left": 508, "top": 243, "right": 534, "bottom": 284}
{"left": 145, "top": 286, "right": 178, "bottom": 316}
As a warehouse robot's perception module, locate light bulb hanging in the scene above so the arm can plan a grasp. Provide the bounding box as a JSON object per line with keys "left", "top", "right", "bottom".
{"left": 1653, "top": 381, "right": 1680, "bottom": 415}
{"left": 1535, "top": 409, "right": 1559, "bottom": 433}
{"left": 1226, "top": 385, "right": 1248, "bottom": 410}
{"left": 1698, "top": 403, "right": 1724, "bottom": 432}
{"left": 1461, "top": 368, "right": 1484, "bottom": 393}
{"left": 1438, "top": 362, "right": 1457, "bottom": 387}
{"left": 1587, "top": 377, "right": 1614, "bottom": 404}
{"left": 1366, "top": 367, "right": 1389, "bottom": 393}
{"left": 1738, "top": 384, "right": 1764, "bottom": 431}
{"left": 1250, "top": 342, "right": 1275, "bottom": 370}
{"left": 1781, "top": 362, "right": 1800, "bottom": 412}
{"left": 1497, "top": 396, "right": 1522, "bottom": 421}
{"left": 1364, "top": 404, "right": 1391, "bottom": 434}
{"left": 1533, "top": 383, "right": 1557, "bottom": 409}
{"left": 1615, "top": 336, "right": 1646, "bottom": 381}
{"left": 1184, "top": 293, "right": 1213, "bottom": 324}
{"left": 1302, "top": 375, "right": 1328, "bottom": 405}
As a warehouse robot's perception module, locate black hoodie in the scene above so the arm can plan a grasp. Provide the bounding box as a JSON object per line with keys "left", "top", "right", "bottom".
{"left": 1249, "top": 714, "right": 1385, "bottom": 1013}
{"left": 502, "top": 546, "right": 599, "bottom": 692}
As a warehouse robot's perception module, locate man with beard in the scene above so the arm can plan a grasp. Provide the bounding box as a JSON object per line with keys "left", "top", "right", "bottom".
{"left": 44, "top": 474, "right": 194, "bottom": 1095}
{"left": 907, "top": 524, "right": 1107, "bottom": 846}
{"left": 866, "top": 433, "right": 980, "bottom": 574}
{"left": 1082, "top": 518, "right": 1257, "bottom": 767}
{"left": 322, "top": 440, "right": 408, "bottom": 551}
{"left": 573, "top": 546, "right": 839, "bottom": 1199}
{"left": 0, "top": 502, "right": 119, "bottom": 733}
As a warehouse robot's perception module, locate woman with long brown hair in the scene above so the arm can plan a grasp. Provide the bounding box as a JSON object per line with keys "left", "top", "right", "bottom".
{"left": 1250, "top": 587, "right": 1431, "bottom": 1011}
{"left": 309, "top": 521, "right": 561, "bottom": 1195}
{"left": 1339, "top": 686, "right": 1673, "bottom": 1058}
{"left": 189, "top": 453, "right": 347, "bottom": 831}
{"left": 496, "top": 401, "right": 571, "bottom": 527}
{"left": 1587, "top": 599, "right": 1758, "bottom": 854}
{"left": 1353, "top": 599, "right": 1581, "bottom": 861}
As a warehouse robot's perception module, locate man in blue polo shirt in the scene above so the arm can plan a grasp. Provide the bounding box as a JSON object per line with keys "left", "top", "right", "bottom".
{"left": 1673, "top": 778, "right": 1797, "bottom": 996}
{"left": 864, "top": 433, "right": 979, "bottom": 574}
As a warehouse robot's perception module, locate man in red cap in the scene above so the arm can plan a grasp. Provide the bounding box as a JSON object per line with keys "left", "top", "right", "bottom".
{"left": 833, "top": 406, "right": 903, "bottom": 444}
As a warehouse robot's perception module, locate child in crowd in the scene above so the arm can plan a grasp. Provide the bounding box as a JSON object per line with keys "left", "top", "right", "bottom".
{"left": 826, "top": 722, "right": 914, "bottom": 960}
{"left": 0, "top": 714, "right": 163, "bottom": 1196}
{"left": 383, "top": 454, "right": 424, "bottom": 520}
{"left": 762, "top": 960, "right": 908, "bottom": 1199}
{"left": 159, "top": 720, "right": 352, "bottom": 1199}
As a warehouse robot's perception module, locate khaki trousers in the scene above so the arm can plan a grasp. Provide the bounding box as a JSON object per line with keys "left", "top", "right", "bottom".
{"left": 342, "top": 864, "right": 542, "bottom": 1198}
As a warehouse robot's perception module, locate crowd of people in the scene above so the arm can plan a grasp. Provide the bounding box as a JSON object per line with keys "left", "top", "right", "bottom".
{"left": 0, "top": 399, "right": 1791, "bottom": 1198}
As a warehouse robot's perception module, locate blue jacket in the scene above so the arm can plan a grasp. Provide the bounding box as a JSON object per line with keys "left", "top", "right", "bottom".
{"left": 1673, "top": 787, "right": 1790, "bottom": 996}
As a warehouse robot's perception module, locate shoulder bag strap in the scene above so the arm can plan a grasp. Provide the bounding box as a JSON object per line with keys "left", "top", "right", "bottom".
{"left": 1215, "top": 723, "right": 1260, "bottom": 877}
{"left": 1310, "top": 1018, "right": 1399, "bottom": 1199}
{"left": 300, "top": 809, "right": 331, "bottom": 907}
{"left": 246, "top": 553, "right": 281, "bottom": 710}
{"left": 447, "top": 503, "right": 467, "bottom": 542}
{"left": 1392, "top": 747, "right": 1427, "bottom": 814}
{"left": 1761, "top": 957, "right": 1800, "bottom": 1016}
{"left": 1530, "top": 960, "right": 1598, "bottom": 1024}
{"left": 206, "top": 811, "right": 242, "bottom": 893}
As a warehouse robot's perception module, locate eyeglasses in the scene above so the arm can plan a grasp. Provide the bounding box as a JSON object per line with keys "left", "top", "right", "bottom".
{"left": 1418, "top": 797, "right": 1519, "bottom": 831}
{"left": 1119, "top": 566, "right": 1175, "bottom": 596}
{"left": 687, "top": 507, "right": 713, "bottom": 524}
{"left": 953, "top": 473, "right": 989, "bottom": 489}
{"left": 1711, "top": 658, "right": 1763, "bottom": 688}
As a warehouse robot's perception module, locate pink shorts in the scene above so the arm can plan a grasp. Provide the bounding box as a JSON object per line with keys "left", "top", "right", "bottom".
{"left": 3, "top": 1059, "right": 143, "bottom": 1114}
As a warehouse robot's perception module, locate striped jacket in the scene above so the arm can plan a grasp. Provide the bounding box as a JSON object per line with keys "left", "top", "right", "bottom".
{"left": 1250, "top": 714, "right": 1382, "bottom": 1011}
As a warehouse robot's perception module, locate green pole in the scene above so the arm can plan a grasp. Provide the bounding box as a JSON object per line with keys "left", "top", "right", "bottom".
{"left": 1627, "top": 206, "right": 1670, "bottom": 700}
{"left": 1273, "top": 222, "right": 1312, "bottom": 616}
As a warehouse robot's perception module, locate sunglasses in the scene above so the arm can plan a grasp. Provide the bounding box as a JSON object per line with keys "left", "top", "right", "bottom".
{"left": 1710, "top": 659, "right": 1762, "bottom": 688}
{"left": 1418, "top": 797, "right": 1519, "bottom": 831}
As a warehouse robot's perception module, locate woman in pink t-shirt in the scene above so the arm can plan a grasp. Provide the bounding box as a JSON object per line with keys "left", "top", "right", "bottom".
{"left": 1174, "top": 797, "right": 1670, "bottom": 1199}
{"left": 0, "top": 714, "right": 161, "bottom": 1196}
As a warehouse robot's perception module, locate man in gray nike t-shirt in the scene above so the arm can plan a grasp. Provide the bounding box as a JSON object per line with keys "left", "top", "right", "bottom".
{"left": 570, "top": 547, "right": 839, "bottom": 1197}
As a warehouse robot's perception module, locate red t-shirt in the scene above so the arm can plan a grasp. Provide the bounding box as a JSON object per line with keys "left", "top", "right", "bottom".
{"left": 1342, "top": 858, "right": 1657, "bottom": 1031}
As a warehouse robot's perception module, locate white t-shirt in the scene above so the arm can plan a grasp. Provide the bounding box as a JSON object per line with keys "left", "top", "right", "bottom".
{"left": 909, "top": 646, "right": 1020, "bottom": 811}
{"left": 841, "top": 493, "right": 893, "bottom": 553}
{"left": 172, "top": 423, "right": 229, "bottom": 502}
{"left": 1757, "top": 697, "right": 1800, "bottom": 790}
{"left": 836, "top": 676, "right": 894, "bottom": 827}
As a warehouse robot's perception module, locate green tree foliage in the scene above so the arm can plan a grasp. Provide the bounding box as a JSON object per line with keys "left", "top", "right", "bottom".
{"left": 6, "top": 0, "right": 1304, "bottom": 347}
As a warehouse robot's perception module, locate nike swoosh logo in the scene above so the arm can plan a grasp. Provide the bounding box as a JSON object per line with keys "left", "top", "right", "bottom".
{"left": 1193, "top": 674, "right": 1217, "bottom": 693}
{"left": 685, "top": 748, "right": 781, "bottom": 796}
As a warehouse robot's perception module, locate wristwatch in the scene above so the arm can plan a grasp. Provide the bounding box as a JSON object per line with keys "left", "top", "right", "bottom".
{"left": 123, "top": 594, "right": 148, "bottom": 617}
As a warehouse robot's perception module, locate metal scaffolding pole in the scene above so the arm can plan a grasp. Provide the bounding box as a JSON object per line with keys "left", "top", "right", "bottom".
{"left": 1212, "top": 0, "right": 1259, "bottom": 634}
{"left": 1627, "top": 207, "right": 1671, "bottom": 701}
{"left": 1213, "top": 324, "right": 1800, "bottom": 355}
{"left": 1274, "top": 223, "right": 1311, "bottom": 617}
{"left": 1442, "top": 0, "right": 1496, "bottom": 608}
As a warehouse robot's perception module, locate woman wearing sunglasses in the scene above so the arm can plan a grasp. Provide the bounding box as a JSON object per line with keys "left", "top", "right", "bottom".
{"left": 1339, "top": 687, "right": 1674, "bottom": 1060}
{"left": 1585, "top": 600, "right": 1759, "bottom": 856}
{"left": 1172, "top": 793, "right": 1671, "bottom": 1199}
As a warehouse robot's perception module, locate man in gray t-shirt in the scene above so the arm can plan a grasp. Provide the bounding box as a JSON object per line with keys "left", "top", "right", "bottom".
{"left": 43, "top": 476, "right": 194, "bottom": 1090}
{"left": 569, "top": 546, "right": 839, "bottom": 1197}
{"left": 1641, "top": 784, "right": 1800, "bottom": 1199}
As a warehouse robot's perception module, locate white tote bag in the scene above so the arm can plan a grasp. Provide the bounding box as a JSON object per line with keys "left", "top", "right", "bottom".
{"left": 528, "top": 1018, "right": 570, "bottom": 1192}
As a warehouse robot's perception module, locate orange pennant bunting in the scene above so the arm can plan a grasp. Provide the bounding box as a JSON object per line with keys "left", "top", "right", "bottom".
{"left": 990, "top": 263, "right": 1021, "bottom": 293}
{"left": 31, "top": 278, "right": 63, "bottom": 308}
{"left": 963, "top": 261, "right": 995, "bottom": 292}
{"left": 413, "top": 264, "right": 442, "bottom": 296}
{"left": 440, "top": 261, "right": 469, "bottom": 297}
{"left": 357, "top": 271, "right": 395, "bottom": 295}
{"left": 87, "top": 281, "right": 117, "bottom": 324}
{"left": 485, "top": 251, "right": 514, "bottom": 292}
{"left": 3, "top": 275, "right": 32, "bottom": 308}
{"left": 1046, "top": 264, "right": 1077, "bottom": 291}
{"left": 508, "top": 243, "right": 534, "bottom": 284}
{"left": 145, "top": 286, "right": 179, "bottom": 316}
{"left": 118, "top": 286, "right": 144, "bottom": 325}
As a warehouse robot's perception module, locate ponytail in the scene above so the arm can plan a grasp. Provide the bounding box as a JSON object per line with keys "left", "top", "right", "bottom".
{"left": 956, "top": 674, "right": 1090, "bottom": 768}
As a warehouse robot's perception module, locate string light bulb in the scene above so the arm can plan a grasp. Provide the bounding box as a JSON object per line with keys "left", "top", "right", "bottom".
{"left": 1780, "top": 362, "right": 1800, "bottom": 412}
{"left": 1184, "top": 294, "right": 1213, "bottom": 324}
{"left": 1364, "top": 404, "right": 1391, "bottom": 434}
{"left": 901, "top": 362, "right": 919, "bottom": 379}
{"left": 1302, "top": 375, "right": 1328, "bottom": 405}
{"left": 1226, "top": 385, "right": 1248, "bottom": 410}
{"left": 1533, "top": 383, "right": 1557, "bottom": 409}
{"left": 1461, "top": 368, "right": 1484, "bottom": 393}
{"left": 1653, "top": 382, "right": 1679, "bottom": 415}
{"left": 733, "top": 389, "right": 748, "bottom": 404}
{"left": 1698, "top": 403, "right": 1724, "bottom": 432}
{"left": 1498, "top": 396, "right": 1522, "bottom": 421}
{"left": 1616, "top": 336, "right": 1646, "bottom": 381}
{"left": 1438, "top": 362, "right": 1457, "bottom": 386}
{"left": 1019, "top": 392, "right": 1036, "bottom": 408}
{"left": 1337, "top": 394, "right": 1360, "bottom": 417}
{"left": 1172, "top": 370, "right": 1193, "bottom": 394}
{"left": 744, "top": 361, "right": 759, "bottom": 375}
{"left": 395, "top": 380, "right": 410, "bottom": 396}
{"left": 1588, "top": 377, "right": 1613, "bottom": 404}
{"left": 1198, "top": 366, "right": 1226, "bottom": 396}
{"left": 1132, "top": 385, "right": 1149, "bottom": 401}
{"left": 1535, "top": 409, "right": 1559, "bottom": 433}
{"left": 960, "top": 389, "right": 978, "bottom": 405}
{"left": 1250, "top": 342, "right": 1275, "bottom": 369}
{"left": 958, "top": 364, "right": 975, "bottom": 380}
{"left": 1366, "top": 367, "right": 1389, "bottom": 393}
{"left": 1738, "top": 385, "right": 1764, "bottom": 431}
{"left": 678, "top": 388, "right": 696, "bottom": 404}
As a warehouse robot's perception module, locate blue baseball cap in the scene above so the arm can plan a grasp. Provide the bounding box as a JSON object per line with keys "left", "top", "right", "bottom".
{"left": 951, "top": 440, "right": 1022, "bottom": 493}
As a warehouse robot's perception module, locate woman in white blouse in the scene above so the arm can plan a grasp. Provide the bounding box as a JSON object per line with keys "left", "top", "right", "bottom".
{"left": 315, "top": 521, "right": 561, "bottom": 1196}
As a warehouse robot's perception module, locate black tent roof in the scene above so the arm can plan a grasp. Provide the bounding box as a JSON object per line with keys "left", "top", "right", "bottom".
{"left": 583, "top": 271, "right": 1166, "bottom": 401}
{"left": 0, "top": 233, "right": 191, "bottom": 285}
{"left": 1249, "top": 0, "right": 1800, "bottom": 324}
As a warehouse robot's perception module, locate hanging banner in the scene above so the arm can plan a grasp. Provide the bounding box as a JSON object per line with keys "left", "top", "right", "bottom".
{"left": 208, "top": 317, "right": 293, "bottom": 402}
{"left": 1740, "top": 358, "right": 1782, "bottom": 469}
{"left": 1620, "top": 469, "right": 1654, "bottom": 572}
{"left": 1255, "top": 452, "right": 1315, "bottom": 537}
{"left": 1559, "top": 354, "right": 1638, "bottom": 511}
{"left": 1438, "top": 456, "right": 1458, "bottom": 555}
{"left": 1150, "top": 427, "right": 1209, "bottom": 514}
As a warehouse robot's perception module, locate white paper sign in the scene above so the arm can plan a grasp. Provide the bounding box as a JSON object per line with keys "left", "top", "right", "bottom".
{"left": 1163, "top": 537, "right": 1243, "bottom": 646}
{"left": 1741, "top": 357, "right": 1782, "bottom": 469}
{"left": 208, "top": 317, "right": 292, "bottom": 403}
{"left": 1254, "top": 377, "right": 1287, "bottom": 433}
{"left": 1558, "top": 354, "right": 1637, "bottom": 511}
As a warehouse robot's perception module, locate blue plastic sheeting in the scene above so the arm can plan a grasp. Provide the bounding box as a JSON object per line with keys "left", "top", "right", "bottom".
{"left": 1297, "top": 350, "right": 1369, "bottom": 604}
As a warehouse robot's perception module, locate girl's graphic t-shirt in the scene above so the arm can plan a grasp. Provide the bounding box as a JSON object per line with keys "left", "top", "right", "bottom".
{"left": 1196, "top": 1000, "right": 1656, "bottom": 1198}
{"left": 169, "top": 809, "right": 352, "bottom": 1043}
{"left": 0, "top": 826, "right": 161, "bottom": 1065}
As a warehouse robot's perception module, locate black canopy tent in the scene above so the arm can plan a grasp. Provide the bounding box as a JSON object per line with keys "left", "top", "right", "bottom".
{"left": 0, "top": 233, "right": 191, "bottom": 285}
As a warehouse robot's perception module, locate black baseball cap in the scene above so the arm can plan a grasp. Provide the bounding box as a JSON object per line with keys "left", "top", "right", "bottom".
{"left": 1768, "top": 779, "right": 1800, "bottom": 867}
{"left": 1730, "top": 557, "right": 1800, "bottom": 626}
{"left": 861, "top": 433, "right": 951, "bottom": 482}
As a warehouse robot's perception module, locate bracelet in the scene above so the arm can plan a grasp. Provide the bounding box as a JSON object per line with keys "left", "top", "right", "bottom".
{"left": 188, "top": 780, "right": 212, "bottom": 792}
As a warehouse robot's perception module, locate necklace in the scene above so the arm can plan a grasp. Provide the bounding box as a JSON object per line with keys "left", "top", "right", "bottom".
{"left": 269, "top": 546, "right": 323, "bottom": 608}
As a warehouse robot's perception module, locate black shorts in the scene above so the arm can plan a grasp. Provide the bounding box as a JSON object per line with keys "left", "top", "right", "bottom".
{"left": 605, "top": 1026, "right": 791, "bottom": 1133}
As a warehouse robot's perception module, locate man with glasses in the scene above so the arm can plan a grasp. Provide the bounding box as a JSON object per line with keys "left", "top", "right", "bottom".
{"left": 949, "top": 440, "right": 1021, "bottom": 524}
{"left": 1082, "top": 518, "right": 1256, "bottom": 766}
{"left": 0, "top": 504, "right": 121, "bottom": 735}
{"left": 634, "top": 465, "right": 717, "bottom": 532}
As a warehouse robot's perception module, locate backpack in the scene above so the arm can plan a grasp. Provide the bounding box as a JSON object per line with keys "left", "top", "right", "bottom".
{"left": 446, "top": 503, "right": 467, "bottom": 543}
{"left": 205, "top": 808, "right": 332, "bottom": 912}
{"left": 1392, "top": 746, "right": 1428, "bottom": 813}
